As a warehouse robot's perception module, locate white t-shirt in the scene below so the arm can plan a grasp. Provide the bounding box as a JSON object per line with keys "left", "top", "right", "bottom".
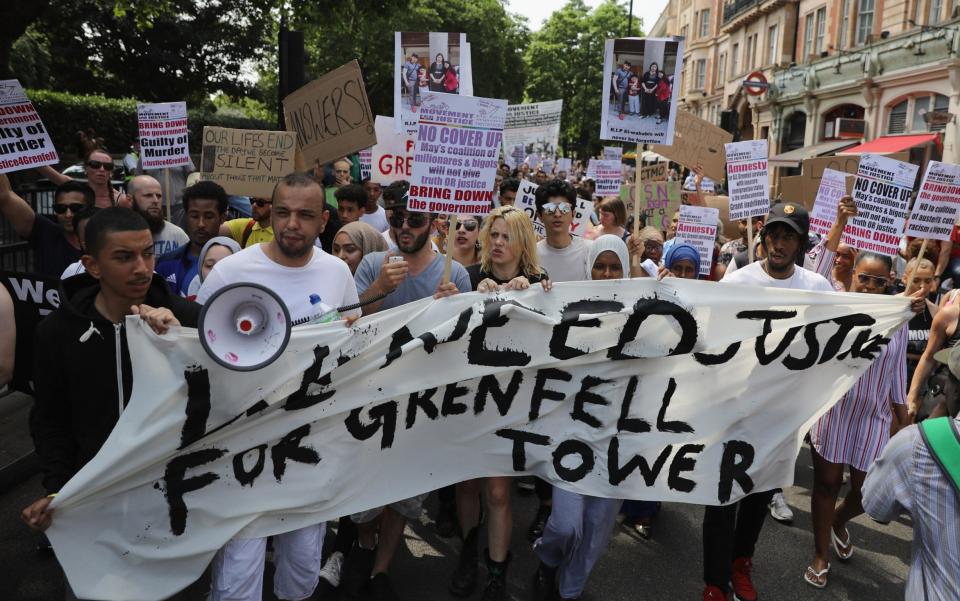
{"left": 721, "top": 259, "right": 834, "bottom": 292}
{"left": 196, "top": 244, "right": 360, "bottom": 322}
{"left": 537, "top": 236, "right": 593, "bottom": 282}
{"left": 359, "top": 206, "right": 390, "bottom": 233}
{"left": 154, "top": 221, "right": 189, "bottom": 256}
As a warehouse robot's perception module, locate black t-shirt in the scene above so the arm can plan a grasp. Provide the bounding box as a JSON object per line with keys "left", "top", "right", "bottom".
{"left": 466, "top": 263, "right": 548, "bottom": 291}
{"left": 31, "top": 214, "right": 81, "bottom": 277}
{"left": 641, "top": 72, "right": 660, "bottom": 91}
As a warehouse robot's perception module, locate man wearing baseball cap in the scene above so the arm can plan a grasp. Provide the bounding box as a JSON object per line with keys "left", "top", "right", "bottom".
{"left": 701, "top": 202, "right": 835, "bottom": 601}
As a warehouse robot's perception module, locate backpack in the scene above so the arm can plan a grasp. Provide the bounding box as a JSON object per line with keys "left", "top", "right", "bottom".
{"left": 919, "top": 417, "right": 960, "bottom": 497}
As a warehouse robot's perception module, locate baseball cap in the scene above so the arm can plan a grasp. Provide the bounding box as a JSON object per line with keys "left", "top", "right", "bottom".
{"left": 382, "top": 181, "right": 410, "bottom": 211}
{"left": 765, "top": 202, "right": 809, "bottom": 237}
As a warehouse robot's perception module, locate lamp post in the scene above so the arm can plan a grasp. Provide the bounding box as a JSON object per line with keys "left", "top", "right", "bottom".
{"left": 628, "top": 0, "right": 635, "bottom": 37}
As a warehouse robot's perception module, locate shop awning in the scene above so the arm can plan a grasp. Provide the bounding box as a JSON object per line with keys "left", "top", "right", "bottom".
{"left": 837, "top": 133, "right": 940, "bottom": 155}
{"left": 768, "top": 139, "right": 861, "bottom": 168}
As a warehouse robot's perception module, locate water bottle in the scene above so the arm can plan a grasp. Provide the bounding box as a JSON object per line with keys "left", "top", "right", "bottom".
{"left": 309, "top": 294, "right": 339, "bottom": 324}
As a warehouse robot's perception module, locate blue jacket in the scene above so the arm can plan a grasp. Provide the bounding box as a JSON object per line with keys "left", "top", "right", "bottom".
{"left": 155, "top": 243, "right": 199, "bottom": 296}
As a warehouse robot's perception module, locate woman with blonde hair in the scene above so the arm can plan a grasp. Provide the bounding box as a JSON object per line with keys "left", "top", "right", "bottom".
{"left": 449, "top": 206, "right": 551, "bottom": 600}
{"left": 587, "top": 197, "right": 629, "bottom": 241}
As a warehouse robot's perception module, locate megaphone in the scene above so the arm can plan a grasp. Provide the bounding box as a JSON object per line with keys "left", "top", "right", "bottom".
{"left": 198, "top": 283, "right": 291, "bottom": 371}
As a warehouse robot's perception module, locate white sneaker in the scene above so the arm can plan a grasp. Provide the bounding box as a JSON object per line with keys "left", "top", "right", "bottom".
{"left": 319, "top": 551, "right": 344, "bottom": 587}
{"left": 768, "top": 492, "right": 794, "bottom": 523}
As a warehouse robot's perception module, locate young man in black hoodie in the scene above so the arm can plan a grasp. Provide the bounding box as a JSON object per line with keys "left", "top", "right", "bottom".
{"left": 21, "top": 208, "right": 199, "bottom": 545}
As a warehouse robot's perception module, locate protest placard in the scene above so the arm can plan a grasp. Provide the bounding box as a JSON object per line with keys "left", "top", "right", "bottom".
{"left": 541, "top": 158, "right": 554, "bottom": 174}
{"left": 515, "top": 179, "right": 591, "bottom": 238}
{"left": 623, "top": 181, "right": 682, "bottom": 232}
{"left": 845, "top": 153, "right": 919, "bottom": 256}
{"left": 394, "top": 32, "right": 472, "bottom": 134}
{"left": 48, "top": 281, "right": 909, "bottom": 601}
{"left": 502, "top": 100, "right": 562, "bottom": 160}
{"left": 591, "top": 159, "right": 622, "bottom": 196}
{"left": 557, "top": 157, "right": 572, "bottom": 174}
{"left": 136, "top": 102, "right": 191, "bottom": 170}
{"left": 600, "top": 37, "right": 685, "bottom": 145}
{"left": 639, "top": 161, "right": 668, "bottom": 181}
{"left": 904, "top": 161, "right": 960, "bottom": 241}
{"left": 808, "top": 168, "right": 848, "bottom": 236}
{"left": 359, "top": 148, "right": 372, "bottom": 181}
{"left": 725, "top": 139, "right": 769, "bottom": 220}
{"left": 526, "top": 153, "right": 541, "bottom": 169}
{"left": 603, "top": 146, "right": 623, "bottom": 161}
{"left": 408, "top": 93, "right": 507, "bottom": 214}
{"left": 651, "top": 110, "right": 731, "bottom": 181}
{"left": 675, "top": 205, "right": 719, "bottom": 276}
{"left": 0, "top": 80, "right": 58, "bottom": 174}
{"left": 504, "top": 144, "right": 525, "bottom": 169}
{"left": 370, "top": 116, "right": 415, "bottom": 185}
{"left": 283, "top": 60, "right": 375, "bottom": 168}
{"left": 199, "top": 127, "right": 297, "bottom": 198}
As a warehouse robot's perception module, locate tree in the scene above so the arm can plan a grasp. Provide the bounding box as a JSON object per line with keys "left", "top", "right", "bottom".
{"left": 523, "top": 0, "right": 635, "bottom": 159}
{"left": 0, "top": 3, "right": 52, "bottom": 80}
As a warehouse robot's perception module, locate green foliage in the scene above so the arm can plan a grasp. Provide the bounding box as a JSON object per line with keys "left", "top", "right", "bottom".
{"left": 8, "top": 27, "right": 52, "bottom": 89}
{"left": 524, "top": 0, "right": 636, "bottom": 159}
{"left": 27, "top": 89, "right": 272, "bottom": 159}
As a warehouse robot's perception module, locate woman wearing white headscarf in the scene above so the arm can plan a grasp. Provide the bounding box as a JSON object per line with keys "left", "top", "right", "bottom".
{"left": 186, "top": 236, "right": 241, "bottom": 299}
{"left": 531, "top": 234, "right": 628, "bottom": 601}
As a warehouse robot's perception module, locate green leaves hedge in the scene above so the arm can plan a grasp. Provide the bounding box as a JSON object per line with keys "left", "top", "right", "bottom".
{"left": 27, "top": 89, "right": 273, "bottom": 161}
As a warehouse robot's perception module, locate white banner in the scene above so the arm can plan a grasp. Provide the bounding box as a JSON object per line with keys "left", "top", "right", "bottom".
{"left": 370, "top": 116, "right": 415, "bottom": 185}
{"left": 847, "top": 154, "right": 918, "bottom": 256}
{"left": 675, "top": 205, "right": 719, "bottom": 276}
{"left": 904, "top": 160, "right": 960, "bottom": 242}
{"left": 502, "top": 100, "right": 563, "bottom": 160}
{"left": 725, "top": 140, "right": 769, "bottom": 220}
{"left": 0, "top": 79, "right": 59, "bottom": 173}
{"left": 137, "top": 102, "right": 191, "bottom": 170}
{"left": 408, "top": 93, "right": 506, "bottom": 214}
{"left": 809, "top": 168, "right": 848, "bottom": 237}
{"left": 48, "top": 282, "right": 910, "bottom": 601}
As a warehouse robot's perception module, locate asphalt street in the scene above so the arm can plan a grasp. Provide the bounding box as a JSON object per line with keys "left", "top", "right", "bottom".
{"left": 0, "top": 390, "right": 912, "bottom": 601}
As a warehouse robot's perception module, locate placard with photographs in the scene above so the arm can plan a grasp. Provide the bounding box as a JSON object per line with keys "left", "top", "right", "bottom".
{"left": 394, "top": 32, "right": 472, "bottom": 134}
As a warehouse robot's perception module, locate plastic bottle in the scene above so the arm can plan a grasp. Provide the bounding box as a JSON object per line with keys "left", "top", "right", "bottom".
{"left": 309, "top": 294, "right": 339, "bottom": 324}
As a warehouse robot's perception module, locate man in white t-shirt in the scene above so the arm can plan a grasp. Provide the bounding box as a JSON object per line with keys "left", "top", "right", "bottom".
{"left": 360, "top": 178, "right": 390, "bottom": 231}
{"left": 196, "top": 172, "right": 359, "bottom": 601}
{"left": 128, "top": 175, "right": 188, "bottom": 256}
{"left": 704, "top": 202, "right": 832, "bottom": 601}
{"left": 535, "top": 180, "right": 593, "bottom": 283}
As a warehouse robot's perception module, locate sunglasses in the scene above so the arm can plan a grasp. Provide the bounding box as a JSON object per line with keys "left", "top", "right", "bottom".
{"left": 456, "top": 220, "right": 478, "bottom": 231}
{"left": 53, "top": 203, "right": 87, "bottom": 214}
{"left": 856, "top": 273, "right": 889, "bottom": 286}
{"left": 389, "top": 213, "right": 430, "bottom": 228}
{"left": 251, "top": 199, "right": 272, "bottom": 208}
{"left": 85, "top": 160, "right": 112, "bottom": 171}
{"left": 541, "top": 201, "right": 572, "bottom": 215}
{"left": 644, "top": 241, "right": 663, "bottom": 250}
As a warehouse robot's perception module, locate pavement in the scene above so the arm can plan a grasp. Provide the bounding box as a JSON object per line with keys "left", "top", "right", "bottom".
{"left": 0, "top": 389, "right": 912, "bottom": 601}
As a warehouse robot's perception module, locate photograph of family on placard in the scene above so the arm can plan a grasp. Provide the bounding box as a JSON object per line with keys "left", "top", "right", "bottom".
{"left": 394, "top": 31, "right": 472, "bottom": 133}
{"left": 600, "top": 37, "right": 684, "bottom": 146}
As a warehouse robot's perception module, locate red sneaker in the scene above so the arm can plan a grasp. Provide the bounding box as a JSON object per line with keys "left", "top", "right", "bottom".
{"left": 731, "top": 557, "right": 757, "bottom": 601}
{"left": 703, "top": 585, "right": 730, "bottom": 601}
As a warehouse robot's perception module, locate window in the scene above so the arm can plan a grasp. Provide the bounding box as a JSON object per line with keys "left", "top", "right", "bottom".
{"left": 717, "top": 53, "right": 727, "bottom": 84}
{"left": 930, "top": 0, "right": 944, "bottom": 23}
{"left": 888, "top": 101, "right": 908, "bottom": 134}
{"left": 932, "top": 93, "right": 950, "bottom": 131}
{"left": 768, "top": 24, "right": 779, "bottom": 65}
{"left": 856, "top": 0, "right": 875, "bottom": 45}
{"left": 745, "top": 34, "right": 758, "bottom": 69}
{"left": 681, "top": 24, "right": 689, "bottom": 40}
{"left": 912, "top": 97, "right": 931, "bottom": 132}
{"left": 815, "top": 7, "right": 827, "bottom": 54}
{"left": 700, "top": 9, "right": 712, "bottom": 37}
{"left": 695, "top": 59, "right": 706, "bottom": 89}
{"left": 840, "top": 0, "right": 851, "bottom": 48}
{"left": 752, "top": 34, "right": 759, "bottom": 67}
{"left": 804, "top": 13, "right": 814, "bottom": 58}
{"left": 732, "top": 43, "right": 740, "bottom": 75}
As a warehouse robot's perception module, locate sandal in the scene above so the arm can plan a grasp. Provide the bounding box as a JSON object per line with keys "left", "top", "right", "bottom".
{"left": 831, "top": 526, "right": 854, "bottom": 561}
{"left": 803, "top": 563, "right": 830, "bottom": 588}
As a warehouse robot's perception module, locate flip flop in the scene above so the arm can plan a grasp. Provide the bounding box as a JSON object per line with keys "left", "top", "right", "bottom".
{"left": 831, "top": 526, "right": 854, "bottom": 560}
{"left": 803, "top": 563, "right": 830, "bottom": 589}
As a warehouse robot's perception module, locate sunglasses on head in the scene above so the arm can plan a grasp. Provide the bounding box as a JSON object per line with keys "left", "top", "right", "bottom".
{"left": 53, "top": 203, "right": 86, "bottom": 214}
{"left": 85, "top": 160, "right": 111, "bottom": 171}
{"left": 856, "top": 272, "right": 888, "bottom": 286}
{"left": 456, "top": 220, "right": 478, "bottom": 231}
{"left": 251, "top": 199, "right": 272, "bottom": 208}
{"left": 389, "top": 212, "right": 430, "bottom": 228}
{"left": 541, "top": 201, "right": 572, "bottom": 215}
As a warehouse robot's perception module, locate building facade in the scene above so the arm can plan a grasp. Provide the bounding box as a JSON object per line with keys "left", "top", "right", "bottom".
{"left": 652, "top": 0, "right": 960, "bottom": 165}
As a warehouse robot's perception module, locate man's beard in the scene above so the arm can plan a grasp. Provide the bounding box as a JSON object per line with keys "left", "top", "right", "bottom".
{"left": 135, "top": 205, "right": 165, "bottom": 234}
{"left": 275, "top": 232, "right": 313, "bottom": 259}
{"left": 397, "top": 228, "right": 431, "bottom": 254}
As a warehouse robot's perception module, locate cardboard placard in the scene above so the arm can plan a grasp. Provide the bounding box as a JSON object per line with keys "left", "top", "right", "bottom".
{"left": 904, "top": 160, "right": 960, "bottom": 241}
{"left": 639, "top": 161, "right": 668, "bottom": 181}
{"left": 283, "top": 60, "right": 375, "bottom": 168}
{"left": 137, "top": 102, "right": 191, "bottom": 170}
{"left": 0, "top": 79, "right": 58, "bottom": 173}
{"left": 200, "top": 127, "right": 297, "bottom": 198}
{"left": 622, "top": 181, "right": 682, "bottom": 231}
{"left": 651, "top": 110, "right": 732, "bottom": 181}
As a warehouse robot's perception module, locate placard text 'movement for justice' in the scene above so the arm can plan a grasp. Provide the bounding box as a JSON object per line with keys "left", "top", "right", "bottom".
{"left": 0, "top": 79, "right": 58, "bottom": 173}
{"left": 408, "top": 93, "right": 507, "bottom": 215}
